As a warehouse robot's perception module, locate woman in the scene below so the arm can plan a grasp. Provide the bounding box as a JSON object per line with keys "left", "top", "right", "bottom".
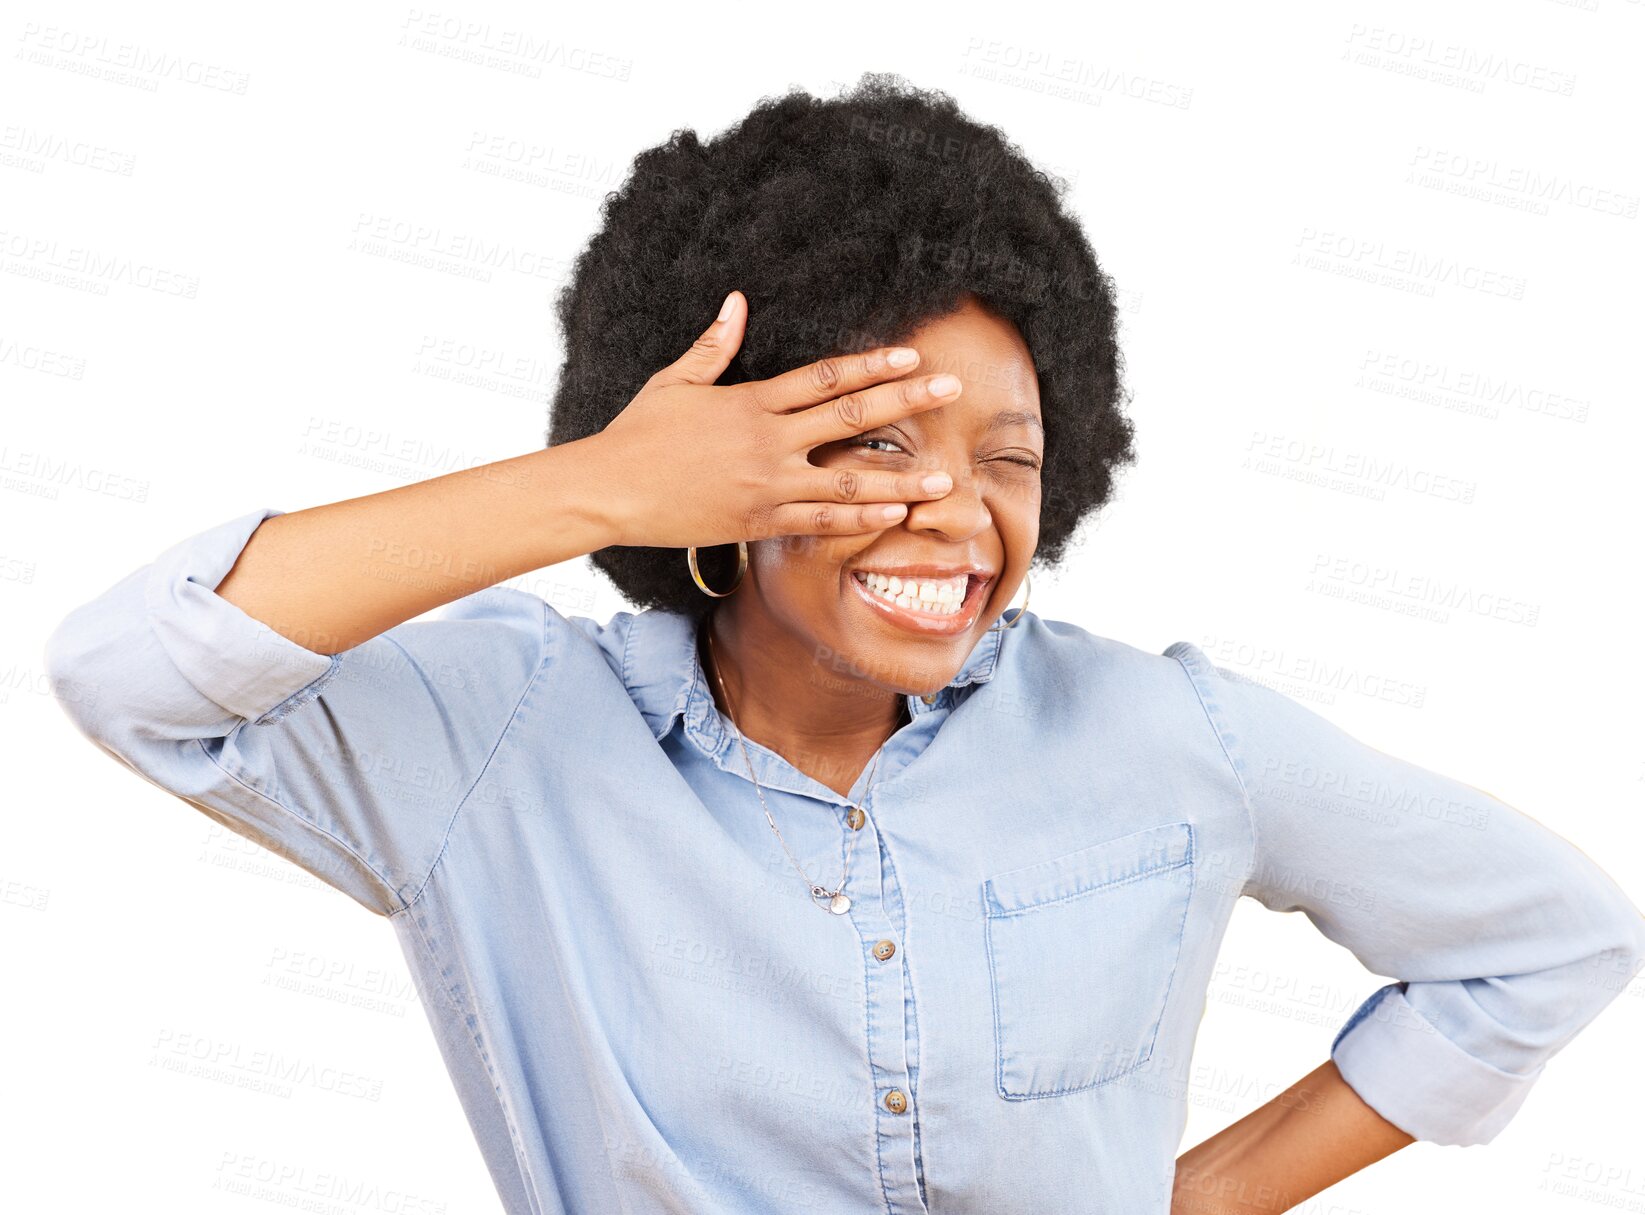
{"left": 46, "top": 74, "right": 1644, "bottom": 1214}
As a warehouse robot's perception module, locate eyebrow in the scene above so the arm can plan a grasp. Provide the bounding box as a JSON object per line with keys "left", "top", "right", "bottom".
{"left": 984, "top": 409, "right": 1044, "bottom": 436}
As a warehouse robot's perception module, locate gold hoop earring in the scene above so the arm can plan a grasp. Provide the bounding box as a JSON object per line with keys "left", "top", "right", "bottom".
{"left": 687, "top": 542, "right": 748, "bottom": 598}
{"left": 989, "top": 571, "right": 1031, "bottom": 631}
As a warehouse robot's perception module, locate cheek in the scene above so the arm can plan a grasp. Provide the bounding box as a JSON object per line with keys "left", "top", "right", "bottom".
{"left": 989, "top": 479, "right": 1041, "bottom": 545}
{"left": 752, "top": 536, "right": 859, "bottom": 601}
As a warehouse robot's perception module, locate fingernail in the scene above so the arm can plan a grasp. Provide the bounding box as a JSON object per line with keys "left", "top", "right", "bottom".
{"left": 928, "top": 374, "right": 961, "bottom": 396}
{"left": 881, "top": 504, "right": 908, "bottom": 521}
{"left": 717, "top": 291, "right": 736, "bottom": 321}
{"left": 922, "top": 473, "right": 953, "bottom": 493}
{"left": 886, "top": 347, "right": 918, "bottom": 367}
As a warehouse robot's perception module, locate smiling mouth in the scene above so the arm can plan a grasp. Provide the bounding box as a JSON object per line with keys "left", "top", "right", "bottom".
{"left": 848, "top": 569, "right": 993, "bottom": 633}
{"left": 851, "top": 570, "right": 974, "bottom": 614}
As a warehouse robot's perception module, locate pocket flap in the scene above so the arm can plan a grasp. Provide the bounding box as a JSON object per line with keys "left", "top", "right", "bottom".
{"left": 983, "top": 821, "right": 1193, "bottom": 915}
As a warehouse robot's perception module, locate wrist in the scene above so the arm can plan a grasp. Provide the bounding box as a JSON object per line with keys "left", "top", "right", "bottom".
{"left": 540, "top": 433, "right": 638, "bottom": 553}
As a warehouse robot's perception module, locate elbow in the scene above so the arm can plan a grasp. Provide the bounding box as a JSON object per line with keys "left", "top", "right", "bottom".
{"left": 1604, "top": 904, "right": 1645, "bottom": 995}
{"left": 1572, "top": 885, "right": 1645, "bottom": 1015}
{"left": 42, "top": 602, "right": 107, "bottom": 736}
{"left": 42, "top": 585, "right": 151, "bottom": 751}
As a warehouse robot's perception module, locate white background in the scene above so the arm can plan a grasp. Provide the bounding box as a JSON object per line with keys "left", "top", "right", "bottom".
{"left": 4, "top": 1, "right": 1643, "bottom": 1211}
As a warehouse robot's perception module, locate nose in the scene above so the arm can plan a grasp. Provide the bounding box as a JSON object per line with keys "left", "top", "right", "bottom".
{"left": 901, "top": 462, "right": 991, "bottom": 543}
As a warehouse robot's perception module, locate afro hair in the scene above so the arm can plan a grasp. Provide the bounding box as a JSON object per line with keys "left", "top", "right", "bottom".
{"left": 546, "top": 70, "right": 1135, "bottom": 624}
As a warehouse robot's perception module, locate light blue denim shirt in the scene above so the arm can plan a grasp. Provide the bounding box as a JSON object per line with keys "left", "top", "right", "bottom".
{"left": 45, "top": 507, "right": 1645, "bottom": 1214}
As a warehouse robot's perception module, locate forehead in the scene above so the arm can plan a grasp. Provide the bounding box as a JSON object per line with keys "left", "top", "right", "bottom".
{"left": 903, "top": 296, "right": 1042, "bottom": 421}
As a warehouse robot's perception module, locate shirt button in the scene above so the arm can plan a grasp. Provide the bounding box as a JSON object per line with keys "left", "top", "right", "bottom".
{"left": 873, "top": 939, "right": 896, "bottom": 962}
{"left": 920, "top": 693, "right": 937, "bottom": 705}
{"left": 845, "top": 807, "right": 865, "bottom": 830}
{"left": 884, "top": 1089, "right": 908, "bottom": 1115}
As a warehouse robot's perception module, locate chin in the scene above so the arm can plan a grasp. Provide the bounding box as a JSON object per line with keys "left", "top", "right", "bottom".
{"left": 779, "top": 578, "right": 993, "bottom": 703}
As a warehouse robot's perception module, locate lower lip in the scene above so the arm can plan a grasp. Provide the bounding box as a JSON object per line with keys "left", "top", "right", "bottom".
{"left": 848, "top": 572, "right": 992, "bottom": 636}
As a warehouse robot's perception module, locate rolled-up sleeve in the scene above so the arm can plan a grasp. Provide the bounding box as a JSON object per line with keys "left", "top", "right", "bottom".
{"left": 44, "top": 507, "right": 548, "bottom": 916}
{"left": 1166, "top": 641, "right": 1645, "bottom": 1147}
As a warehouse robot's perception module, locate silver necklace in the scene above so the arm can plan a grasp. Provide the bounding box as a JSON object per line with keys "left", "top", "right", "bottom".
{"left": 704, "top": 624, "right": 899, "bottom": 916}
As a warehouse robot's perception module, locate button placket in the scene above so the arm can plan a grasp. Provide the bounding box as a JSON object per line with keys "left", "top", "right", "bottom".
{"left": 850, "top": 803, "right": 927, "bottom": 1215}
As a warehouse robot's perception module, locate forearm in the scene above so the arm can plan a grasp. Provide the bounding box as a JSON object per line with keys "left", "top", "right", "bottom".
{"left": 215, "top": 434, "right": 627, "bottom": 654}
{"left": 1171, "top": 1060, "right": 1415, "bottom": 1215}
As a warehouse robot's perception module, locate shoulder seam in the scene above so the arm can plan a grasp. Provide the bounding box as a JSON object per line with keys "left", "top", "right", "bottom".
{"left": 196, "top": 736, "right": 399, "bottom": 914}
{"left": 1165, "top": 646, "right": 1262, "bottom": 897}
{"left": 395, "top": 594, "right": 554, "bottom": 917}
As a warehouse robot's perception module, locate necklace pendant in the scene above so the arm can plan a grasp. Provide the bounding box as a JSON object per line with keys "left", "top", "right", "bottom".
{"left": 828, "top": 892, "right": 852, "bottom": 915}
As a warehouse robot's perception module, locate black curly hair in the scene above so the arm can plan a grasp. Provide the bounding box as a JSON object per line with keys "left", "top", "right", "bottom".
{"left": 546, "top": 70, "right": 1136, "bottom": 625}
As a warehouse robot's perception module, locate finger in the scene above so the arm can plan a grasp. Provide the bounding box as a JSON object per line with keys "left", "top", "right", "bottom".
{"left": 747, "top": 344, "right": 921, "bottom": 414}
{"left": 647, "top": 289, "right": 747, "bottom": 388}
{"left": 763, "top": 501, "right": 911, "bottom": 538}
{"left": 792, "top": 465, "right": 955, "bottom": 505}
{"left": 787, "top": 371, "right": 963, "bottom": 450}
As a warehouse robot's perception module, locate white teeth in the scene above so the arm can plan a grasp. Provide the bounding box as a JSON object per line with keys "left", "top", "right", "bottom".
{"left": 854, "top": 571, "right": 971, "bottom": 616}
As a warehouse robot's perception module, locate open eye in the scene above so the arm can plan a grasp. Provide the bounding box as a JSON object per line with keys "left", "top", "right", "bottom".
{"left": 845, "top": 435, "right": 908, "bottom": 456}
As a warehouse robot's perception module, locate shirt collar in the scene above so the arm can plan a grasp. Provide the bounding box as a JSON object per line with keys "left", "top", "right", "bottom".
{"left": 621, "top": 606, "right": 1007, "bottom": 744}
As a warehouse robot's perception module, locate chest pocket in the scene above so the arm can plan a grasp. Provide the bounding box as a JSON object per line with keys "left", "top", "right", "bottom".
{"left": 982, "top": 821, "right": 1195, "bottom": 1100}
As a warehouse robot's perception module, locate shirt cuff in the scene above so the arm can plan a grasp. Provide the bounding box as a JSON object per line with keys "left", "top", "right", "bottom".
{"left": 1329, "top": 982, "right": 1543, "bottom": 1147}
{"left": 143, "top": 506, "right": 342, "bottom": 725}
